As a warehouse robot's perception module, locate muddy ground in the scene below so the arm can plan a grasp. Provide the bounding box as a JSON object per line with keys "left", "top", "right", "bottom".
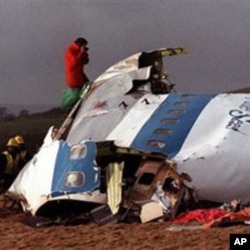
{"left": 1, "top": 201, "right": 250, "bottom": 250}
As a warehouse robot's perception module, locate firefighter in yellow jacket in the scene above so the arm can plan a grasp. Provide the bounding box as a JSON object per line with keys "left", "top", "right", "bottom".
{"left": 14, "top": 135, "right": 32, "bottom": 169}
{"left": 0, "top": 138, "right": 21, "bottom": 190}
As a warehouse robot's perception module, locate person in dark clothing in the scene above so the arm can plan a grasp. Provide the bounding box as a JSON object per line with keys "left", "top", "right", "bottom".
{"left": 0, "top": 138, "right": 21, "bottom": 192}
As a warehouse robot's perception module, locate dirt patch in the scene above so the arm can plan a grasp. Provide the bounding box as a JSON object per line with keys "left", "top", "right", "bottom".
{"left": 1, "top": 206, "right": 250, "bottom": 250}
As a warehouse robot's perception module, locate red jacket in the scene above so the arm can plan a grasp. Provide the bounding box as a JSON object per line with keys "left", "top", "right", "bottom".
{"left": 65, "top": 42, "right": 89, "bottom": 88}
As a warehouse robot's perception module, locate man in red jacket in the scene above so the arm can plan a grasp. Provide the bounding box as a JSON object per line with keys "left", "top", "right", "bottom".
{"left": 65, "top": 37, "right": 90, "bottom": 89}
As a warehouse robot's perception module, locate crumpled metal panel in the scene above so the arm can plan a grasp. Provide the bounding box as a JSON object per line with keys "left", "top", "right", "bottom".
{"left": 106, "top": 162, "right": 124, "bottom": 214}
{"left": 67, "top": 52, "right": 151, "bottom": 144}
{"left": 129, "top": 159, "right": 191, "bottom": 222}
{"left": 129, "top": 160, "right": 164, "bottom": 202}
{"left": 67, "top": 95, "right": 141, "bottom": 144}
{"left": 140, "top": 202, "right": 164, "bottom": 223}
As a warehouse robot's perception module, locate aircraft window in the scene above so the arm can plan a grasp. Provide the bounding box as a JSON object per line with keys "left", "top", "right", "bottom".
{"left": 147, "top": 140, "right": 166, "bottom": 148}
{"left": 69, "top": 144, "right": 87, "bottom": 159}
{"left": 173, "top": 101, "right": 190, "bottom": 106}
{"left": 161, "top": 118, "right": 179, "bottom": 124}
{"left": 154, "top": 128, "right": 173, "bottom": 135}
{"left": 65, "top": 172, "right": 85, "bottom": 187}
{"left": 167, "top": 109, "right": 185, "bottom": 115}
{"left": 138, "top": 173, "right": 155, "bottom": 185}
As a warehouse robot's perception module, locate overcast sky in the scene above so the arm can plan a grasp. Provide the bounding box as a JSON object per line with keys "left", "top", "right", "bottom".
{"left": 1, "top": 0, "right": 250, "bottom": 106}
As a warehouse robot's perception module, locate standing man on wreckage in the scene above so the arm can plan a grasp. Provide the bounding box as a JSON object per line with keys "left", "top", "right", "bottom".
{"left": 61, "top": 37, "right": 90, "bottom": 110}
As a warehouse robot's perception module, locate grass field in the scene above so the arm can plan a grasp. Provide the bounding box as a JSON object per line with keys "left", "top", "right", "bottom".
{"left": 0, "top": 113, "right": 65, "bottom": 154}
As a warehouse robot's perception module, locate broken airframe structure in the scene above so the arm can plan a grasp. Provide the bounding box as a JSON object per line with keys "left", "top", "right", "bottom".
{"left": 7, "top": 47, "right": 250, "bottom": 225}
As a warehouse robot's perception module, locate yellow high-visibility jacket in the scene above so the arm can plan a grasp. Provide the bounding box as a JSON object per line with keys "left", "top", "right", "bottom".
{"left": 2, "top": 151, "right": 20, "bottom": 175}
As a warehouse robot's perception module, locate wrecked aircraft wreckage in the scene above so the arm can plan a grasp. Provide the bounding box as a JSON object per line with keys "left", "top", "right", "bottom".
{"left": 6, "top": 47, "right": 250, "bottom": 226}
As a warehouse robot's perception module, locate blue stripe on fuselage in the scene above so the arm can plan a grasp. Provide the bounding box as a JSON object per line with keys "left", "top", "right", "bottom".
{"left": 51, "top": 141, "right": 100, "bottom": 197}
{"left": 130, "top": 93, "right": 216, "bottom": 158}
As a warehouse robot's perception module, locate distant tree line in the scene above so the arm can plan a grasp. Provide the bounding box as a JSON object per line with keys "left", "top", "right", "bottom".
{"left": 0, "top": 106, "right": 65, "bottom": 121}
{"left": 0, "top": 107, "right": 29, "bottom": 121}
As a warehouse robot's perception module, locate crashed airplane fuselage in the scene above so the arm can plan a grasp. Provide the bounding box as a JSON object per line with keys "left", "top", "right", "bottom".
{"left": 7, "top": 48, "right": 250, "bottom": 223}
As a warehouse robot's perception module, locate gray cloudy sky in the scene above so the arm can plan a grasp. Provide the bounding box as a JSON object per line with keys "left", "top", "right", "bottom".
{"left": 1, "top": 0, "right": 250, "bottom": 106}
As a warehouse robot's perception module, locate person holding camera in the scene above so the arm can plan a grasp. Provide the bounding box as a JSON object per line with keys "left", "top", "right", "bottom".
{"left": 62, "top": 37, "right": 90, "bottom": 110}
{"left": 65, "top": 37, "right": 90, "bottom": 90}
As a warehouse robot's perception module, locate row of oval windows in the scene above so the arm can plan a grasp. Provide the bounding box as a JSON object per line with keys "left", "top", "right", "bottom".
{"left": 147, "top": 98, "right": 195, "bottom": 148}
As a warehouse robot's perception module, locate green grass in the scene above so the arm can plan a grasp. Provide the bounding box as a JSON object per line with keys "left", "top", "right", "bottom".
{"left": 0, "top": 114, "right": 65, "bottom": 154}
